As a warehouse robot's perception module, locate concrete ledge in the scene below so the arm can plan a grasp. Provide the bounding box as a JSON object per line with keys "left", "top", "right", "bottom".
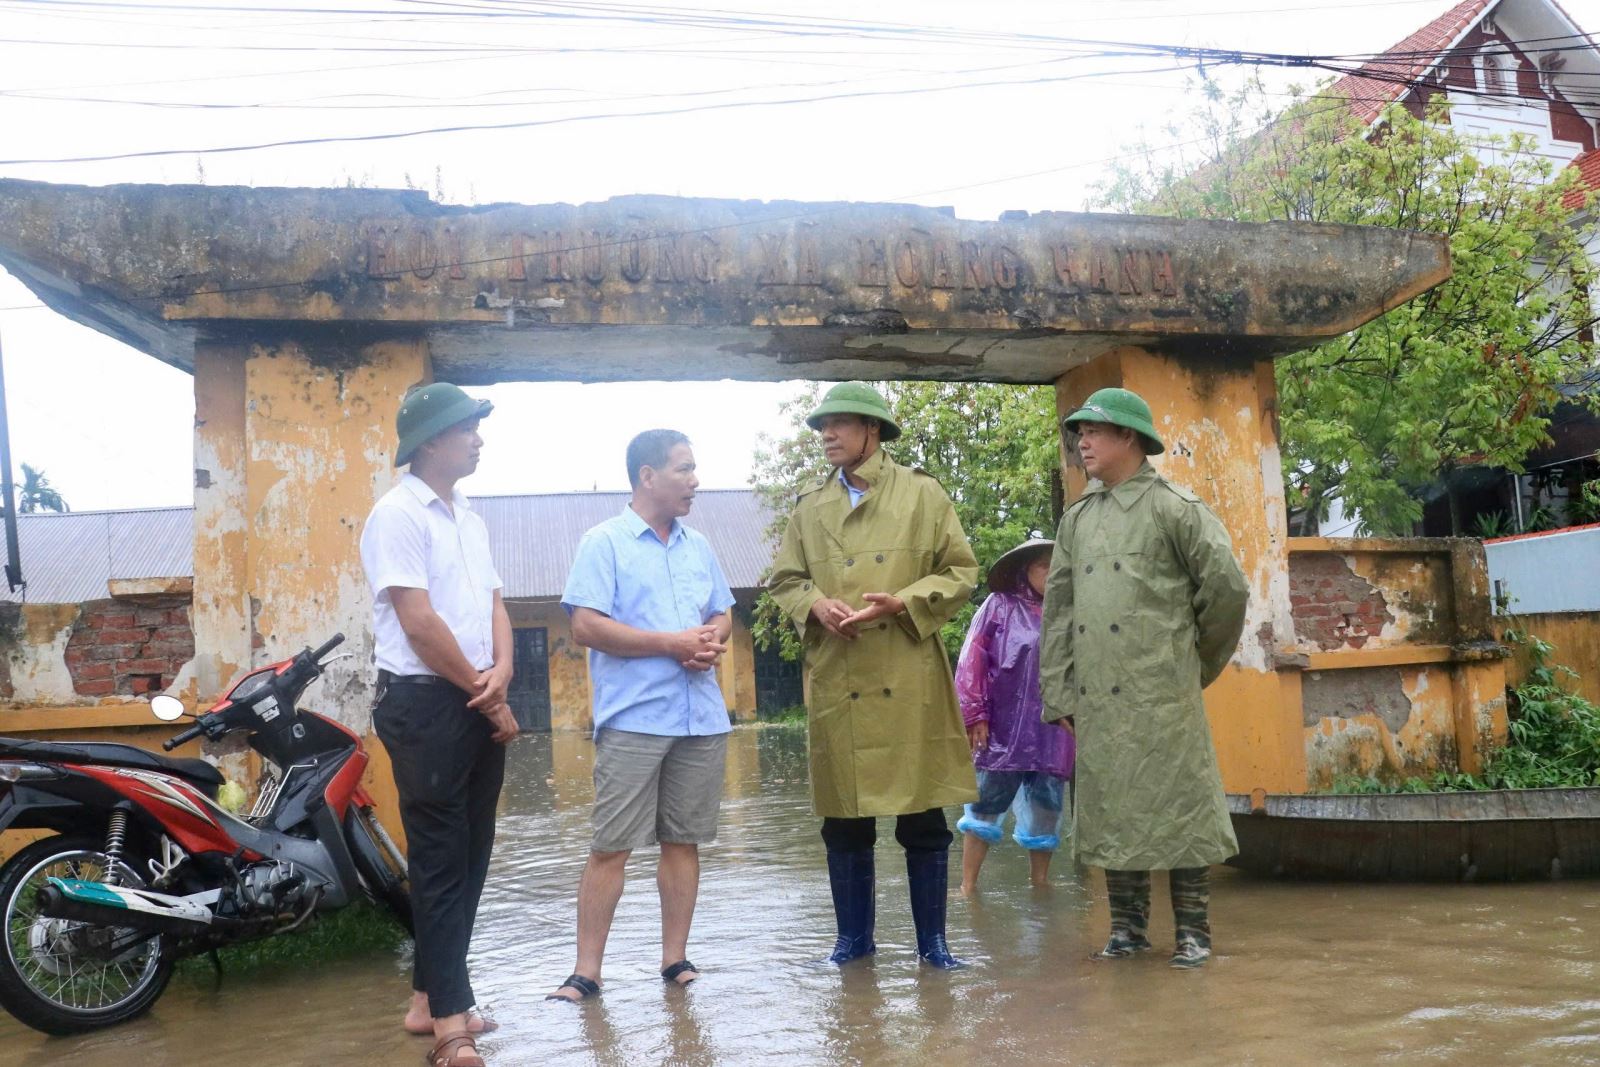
{"left": 1290, "top": 536, "right": 1458, "bottom": 554}
{"left": 0, "top": 180, "right": 1452, "bottom": 383}
{"left": 0, "top": 704, "right": 174, "bottom": 732}
{"left": 108, "top": 577, "right": 193, "bottom": 599}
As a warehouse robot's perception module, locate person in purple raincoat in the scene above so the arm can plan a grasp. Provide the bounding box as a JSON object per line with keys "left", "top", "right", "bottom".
{"left": 955, "top": 537, "right": 1075, "bottom": 894}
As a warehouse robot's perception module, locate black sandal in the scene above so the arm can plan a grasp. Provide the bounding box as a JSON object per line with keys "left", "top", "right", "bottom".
{"left": 661, "top": 960, "right": 700, "bottom": 985}
{"left": 546, "top": 973, "right": 600, "bottom": 1001}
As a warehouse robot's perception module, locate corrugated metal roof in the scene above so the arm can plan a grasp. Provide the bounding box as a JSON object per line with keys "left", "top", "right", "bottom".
{"left": 1, "top": 506, "right": 194, "bottom": 604}
{"left": 476, "top": 488, "right": 776, "bottom": 599}
{"left": 2, "top": 490, "right": 776, "bottom": 605}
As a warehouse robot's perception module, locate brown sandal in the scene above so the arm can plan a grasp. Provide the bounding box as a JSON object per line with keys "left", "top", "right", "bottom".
{"left": 426, "top": 1031, "right": 485, "bottom": 1067}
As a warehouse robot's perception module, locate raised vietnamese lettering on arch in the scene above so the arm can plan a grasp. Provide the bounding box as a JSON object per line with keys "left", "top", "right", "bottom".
{"left": 361, "top": 221, "right": 1179, "bottom": 302}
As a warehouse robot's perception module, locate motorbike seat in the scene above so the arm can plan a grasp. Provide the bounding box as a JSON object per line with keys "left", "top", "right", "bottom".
{"left": 0, "top": 736, "right": 225, "bottom": 793}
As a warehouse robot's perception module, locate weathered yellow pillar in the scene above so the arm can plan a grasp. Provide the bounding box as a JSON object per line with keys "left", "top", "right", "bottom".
{"left": 191, "top": 345, "right": 251, "bottom": 704}
{"left": 192, "top": 336, "right": 430, "bottom": 841}
{"left": 1056, "top": 346, "right": 1307, "bottom": 794}
{"left": 717, "top": 615, "right": 758, "bottom": 721}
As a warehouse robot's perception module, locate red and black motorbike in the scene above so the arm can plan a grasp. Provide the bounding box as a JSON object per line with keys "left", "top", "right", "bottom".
{"left": 0, "top": 633, "right": 410, "bottom": 1035}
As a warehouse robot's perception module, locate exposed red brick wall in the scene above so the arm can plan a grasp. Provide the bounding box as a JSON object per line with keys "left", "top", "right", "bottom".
{"left": 63, "top": 598, "right": 194, "bottom": 698}
{"left": 1289, "top": 554, "right": 1396, "bottom": 651}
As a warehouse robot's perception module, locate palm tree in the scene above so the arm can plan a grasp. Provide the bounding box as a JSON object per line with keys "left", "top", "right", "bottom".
{"left": 18, "top": 464, "right": 68, "bottom": 514}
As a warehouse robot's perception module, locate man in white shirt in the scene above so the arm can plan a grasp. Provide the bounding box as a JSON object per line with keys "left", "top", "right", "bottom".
{"left": 360, "top": 382, "right": 515, "bottom": 1067}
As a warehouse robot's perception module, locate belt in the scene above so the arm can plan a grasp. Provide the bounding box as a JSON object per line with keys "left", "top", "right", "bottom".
{"left": 377, "top": 670, "right": 446, "bottom": 687}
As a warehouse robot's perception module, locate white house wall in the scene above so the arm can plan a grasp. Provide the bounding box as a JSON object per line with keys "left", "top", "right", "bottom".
{"left": 1485, "top": 525, "right": 1600, "bottom": 613}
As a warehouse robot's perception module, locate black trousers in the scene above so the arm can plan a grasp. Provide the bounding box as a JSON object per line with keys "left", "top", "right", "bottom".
{"left": 821, "top": 807, "right": 952, "bottom": 855}
{"left": 373, "top": 681, "right": 505, "bottom": 1019}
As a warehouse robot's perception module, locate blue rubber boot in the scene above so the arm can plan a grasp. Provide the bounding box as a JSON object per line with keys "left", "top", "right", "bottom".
{"left": 825, "top": 849, "right": 876, "bottom": 964}
{"left": 906, "top": 849, "right": 963, "bottom": 969}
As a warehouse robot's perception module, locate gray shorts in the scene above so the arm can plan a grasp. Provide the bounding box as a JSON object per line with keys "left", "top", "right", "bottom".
{"left": 592, "top": 729, "right": 729, "bottom": 853}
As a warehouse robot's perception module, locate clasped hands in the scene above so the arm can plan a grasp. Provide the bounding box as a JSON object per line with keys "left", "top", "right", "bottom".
{"left": 668, "top": 624, "right": 728, "bottom": 673}
{"left": 810, "top": 592, "right": 905, "bottom": 640}
{"left": 467, "top": 662, "right": 518, "bottom": 744}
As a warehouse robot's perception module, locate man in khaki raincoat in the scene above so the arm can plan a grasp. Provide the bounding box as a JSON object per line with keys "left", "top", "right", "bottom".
{"left": 1041, "top": 387, "right": 1248, "bottom": 969}
{"left": 768, "top": 382, "right": 979, "bottom": 969}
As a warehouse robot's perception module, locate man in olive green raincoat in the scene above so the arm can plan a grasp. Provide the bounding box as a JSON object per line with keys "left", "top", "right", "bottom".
{"left": 768, "top": 382, "right": 979, "bottom": 970}
{"left": 1041, "top": 387, "right": 1248, "bottom": 969}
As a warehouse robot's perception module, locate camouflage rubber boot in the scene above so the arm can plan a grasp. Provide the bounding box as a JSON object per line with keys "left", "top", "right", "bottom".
{"left": 1169, "top": 866, "right": 1212, "bottom": 969}
{"left": 1091, "top": 869, "right": 1152, "bottom": 960}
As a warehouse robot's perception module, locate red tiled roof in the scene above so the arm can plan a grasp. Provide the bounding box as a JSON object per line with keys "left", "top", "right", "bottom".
{"left": 1326, "top": 0, "right": 1498, "bottom": 124}
{"left": 1562, "top": 146, "right": 1600, "bottom": 209}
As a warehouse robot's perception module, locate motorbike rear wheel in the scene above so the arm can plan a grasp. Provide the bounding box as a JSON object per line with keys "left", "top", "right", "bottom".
{"left": 0, "top": 834, "right": 175, "bottom": 1035}
{"left": 346, "top": 805, "right": 413, "bottom": 935}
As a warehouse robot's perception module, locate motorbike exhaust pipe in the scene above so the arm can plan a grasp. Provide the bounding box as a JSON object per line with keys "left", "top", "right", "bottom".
{"left": 36, "top": 879, "right": 216, "bottom": 937}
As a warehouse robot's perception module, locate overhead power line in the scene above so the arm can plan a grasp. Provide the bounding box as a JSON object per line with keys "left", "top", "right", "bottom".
{"left": 0, "top": 82, "right": 1537, "bottom": 318}
{"left": 13, "top": 27, "right": 1600, "bottom": 166}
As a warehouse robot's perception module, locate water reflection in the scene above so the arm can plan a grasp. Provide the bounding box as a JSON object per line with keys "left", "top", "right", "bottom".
{"left": 3, "top": 728, "right": 1598, "bottom": 1065}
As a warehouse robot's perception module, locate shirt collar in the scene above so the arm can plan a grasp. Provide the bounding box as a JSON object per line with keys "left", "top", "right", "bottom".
{"left": 623, "top": 503, "right": 682, "bottom": 544}
{"left": 400, "top": 472, "right": 472, "bottom": 513}
{"left": 835, "top": 447, "right": 888, "bottom": 491}
{"left": 1107, "top": 462, "right": 1160, "bottom": 509}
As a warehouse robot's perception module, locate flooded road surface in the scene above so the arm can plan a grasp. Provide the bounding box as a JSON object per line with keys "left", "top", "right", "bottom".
{"left": 5, "top": 728, "right": 1600, "bottom": 1065}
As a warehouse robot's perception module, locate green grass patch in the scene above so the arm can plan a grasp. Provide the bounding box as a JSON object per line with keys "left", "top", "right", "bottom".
{"left": 755, "top": 704, "right": 807, "bottom": 727}
{"left": 175, "top": 902, "right": 407, "bottom": 980}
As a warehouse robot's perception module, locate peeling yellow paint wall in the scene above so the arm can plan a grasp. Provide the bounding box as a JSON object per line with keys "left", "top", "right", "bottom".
{"left": 1288, "top": 540, "right": 1508, "bottom": 785}
{"left": 4, "top": 604, "right": 83, "bottom": 704}
{"left": 718, "top": 613, "right": 758, "bottom": 722}
{"left": 191, "top": 346, "right": 251, "bottom": 704}
{"left": 1508, "top": 611, "right": 1600, "bottom": 705}
{"left": 1057, "top": 348, "right": 1306, "bottom": 794}
{"left": 188, "top": 337, "right": 432, "bottom": 851}
{"left": 240, "top": 338, "right": 429, "bottom": 731}
{"left": 1300, "top": 665, "right": 1463, "bottom": 789}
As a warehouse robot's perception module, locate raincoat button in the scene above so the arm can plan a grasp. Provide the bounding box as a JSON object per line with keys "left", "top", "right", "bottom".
{"left": 802, "top": 582, "right": 811, "bottom": 591}
{"left": 931, "top": 592, "right": 942, "bottom": 602}
{"left": 875, "top": 554, "right": 884, "bottom": 563}
{"left": 1110, "top": 623, "right": 1120, "bottom": 633}
{"left": 1112, "top": 685, "right": 1121, "bottom": 695}
{"left": 1085, "top": 564, "right": 1094, "bottom": 574}
{"left": 882, "top": 687, "right": 892, "bottom": 697}
{"left": 850, "top": 692, "right": 859, "bottom": 700}
{"left": 1079, "top": 686, "right": 1087, "bottom": 695}
{"left": 878, "top": 623, "right": 887, "bottom": 630}
{"left": 845, "top": 558, "right": 854, "bottom": 566}
{"left": 1114, "top": 561, "right": 1122, "bottom": 571}
{"left": 1078, "top": 624, "right": 1085, "bottom": 633}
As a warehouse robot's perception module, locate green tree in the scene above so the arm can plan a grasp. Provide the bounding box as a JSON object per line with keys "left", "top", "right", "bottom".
{"left": 17, "top": 463, "right": 68, "bottom": 514}
{"left": 1097, "top": 78, "right": 1600, "bottom": 535}
{"left": 750, "top": 382, "right": 1058, "bottom": 660}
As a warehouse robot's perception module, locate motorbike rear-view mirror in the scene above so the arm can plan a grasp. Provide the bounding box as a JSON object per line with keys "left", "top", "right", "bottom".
{"left": 150, "top": 695, "right": 187, "bottom": 722}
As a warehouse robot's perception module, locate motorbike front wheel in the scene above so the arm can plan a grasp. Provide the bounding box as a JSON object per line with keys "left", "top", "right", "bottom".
{"left": 0, "top": 834, "right": 175, "bottom": 1035}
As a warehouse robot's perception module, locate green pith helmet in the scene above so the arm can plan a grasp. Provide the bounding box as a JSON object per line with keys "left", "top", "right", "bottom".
{"left": 805, "top": 382, "right": 901, "bottom": 441}
{"left": 394, "top": 382, "right": 493, "bottom": 466}
{"left": 1061, "top": 387, "right": 1164, "bottom": 456}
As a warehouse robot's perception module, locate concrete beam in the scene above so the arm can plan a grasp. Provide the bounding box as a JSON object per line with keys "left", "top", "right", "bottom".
{"left": 0, "top": 179, "right": 1451, "bottom": 383}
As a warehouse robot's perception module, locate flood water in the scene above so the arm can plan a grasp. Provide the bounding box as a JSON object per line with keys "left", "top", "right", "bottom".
{"left": 5, "top": 727, "right": 1600, "bottom": 1065}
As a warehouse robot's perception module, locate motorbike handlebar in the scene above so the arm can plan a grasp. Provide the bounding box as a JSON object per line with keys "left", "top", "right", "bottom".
{"left": 309, "top": 633, "right": 345, "bottom": 663}
{"left": 163, "top": 723, "right": 206, "bottom": 751}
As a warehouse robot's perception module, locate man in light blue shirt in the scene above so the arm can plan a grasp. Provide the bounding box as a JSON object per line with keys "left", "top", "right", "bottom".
{"left": 547, "top": 429, "right": 735, "bottom": 1003}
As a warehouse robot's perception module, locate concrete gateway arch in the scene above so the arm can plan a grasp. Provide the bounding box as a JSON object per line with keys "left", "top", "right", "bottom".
{"left": 0, "top": 178, "right": 1500, "bottom": 797}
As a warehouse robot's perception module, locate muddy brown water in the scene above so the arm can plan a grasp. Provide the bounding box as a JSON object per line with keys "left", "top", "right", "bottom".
{"left": 4, "top": 728, "right": 1599, "bottom": 1066}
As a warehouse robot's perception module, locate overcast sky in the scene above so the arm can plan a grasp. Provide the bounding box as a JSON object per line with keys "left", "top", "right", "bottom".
{"left": 1, "top": 0, "right": 1595, "bottom": 509}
